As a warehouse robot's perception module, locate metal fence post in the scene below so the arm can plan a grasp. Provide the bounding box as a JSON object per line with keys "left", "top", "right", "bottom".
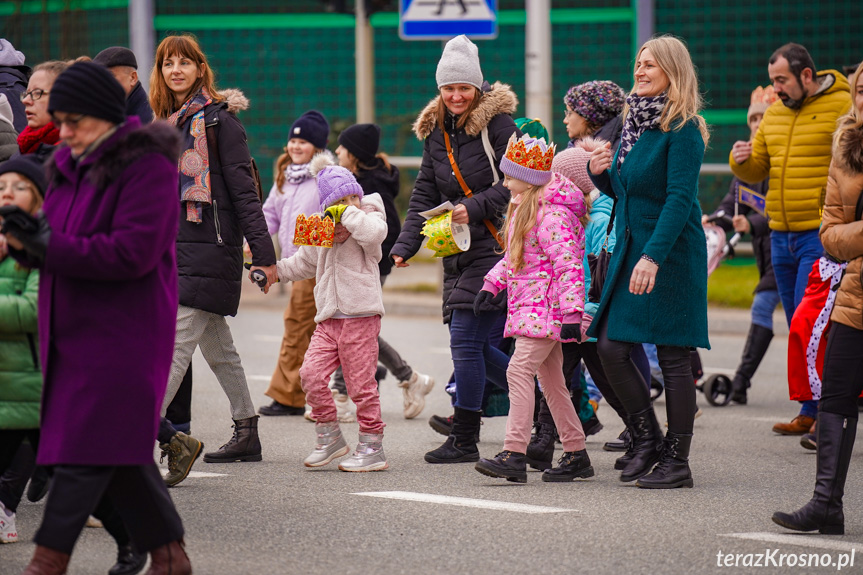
{"left": 525, "top": 0, "right": 552, "bottom": 140}
{"left": 129, "top": 0, "right": 155, "bottom": 92}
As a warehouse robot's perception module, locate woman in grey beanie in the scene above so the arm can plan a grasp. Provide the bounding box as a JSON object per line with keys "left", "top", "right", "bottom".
{"left": 390, "top": 34, "right": 521, "bottom": 464}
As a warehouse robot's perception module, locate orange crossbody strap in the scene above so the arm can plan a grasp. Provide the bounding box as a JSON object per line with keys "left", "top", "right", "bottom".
{"left": 443, "top": 130, "right": 505, "bottom": 249}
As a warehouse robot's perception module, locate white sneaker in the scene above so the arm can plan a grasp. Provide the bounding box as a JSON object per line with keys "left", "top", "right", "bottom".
{"left": 398, "top": 371, "right": 435, "bottom": 419}
{"left": 332, "top": 389, "right": 356, "bottom": 423}
{"left": 0, "top": 501, "right": 17, "bottom": 544}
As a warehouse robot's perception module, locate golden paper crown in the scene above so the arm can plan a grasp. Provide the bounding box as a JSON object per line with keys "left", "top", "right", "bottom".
{"left": 504, "top": 133, "right": 556, "bottom": 172}
{"left": 750, "top": 85, "right": 778, "bottom": 106}
{"left": 293, "top": 213, "right": 334, "bottom": 248}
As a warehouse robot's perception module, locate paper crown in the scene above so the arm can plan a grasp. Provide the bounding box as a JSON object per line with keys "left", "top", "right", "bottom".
{"left": 293, "top": 213, "right": 335, "bottom": 248}
{"left": 747, "top": 86, "right": 779, "bottom": 121}
{"left": 499, "top": 133, "right": 556, "bottom": 185}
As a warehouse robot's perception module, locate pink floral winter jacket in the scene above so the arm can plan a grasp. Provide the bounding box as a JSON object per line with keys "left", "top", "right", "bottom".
{"left": 483, "top": 173, "right": 587, "bottom": 342}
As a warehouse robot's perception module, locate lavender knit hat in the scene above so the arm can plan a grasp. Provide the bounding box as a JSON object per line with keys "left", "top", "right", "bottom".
{"left": 564, "top": 80, "right": 625, "bottom": 127}
{"left": 499, "top": 133, "right": 556, "bottom": 186}
{"left": 310, "top": 151, "right": 364, "bottom": 210}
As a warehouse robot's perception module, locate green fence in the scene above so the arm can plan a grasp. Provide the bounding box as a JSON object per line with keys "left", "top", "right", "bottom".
{"left": 2, "top": 0, "right": 861, "bottom": 211}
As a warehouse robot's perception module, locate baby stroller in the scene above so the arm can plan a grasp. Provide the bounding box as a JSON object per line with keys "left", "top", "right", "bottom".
{"left": 697, "top": 210, "right": 742, "bottom": 406}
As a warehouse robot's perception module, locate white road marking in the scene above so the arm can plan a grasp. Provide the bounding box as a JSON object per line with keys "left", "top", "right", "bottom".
{"left": 429, "top": 347, "right": 451, "bottom": 355}
{"left": 249, "top": 375, "right": 271, "bottom": 381}
{"left": 352, "top": 491, "right": 575, "bottom": 514}
{"left": 720, "top": 532, "right": 860, "bottom": 552}
{"left": 253, "top": 335, "right": 283, "bottom": 343}
{"left": 158, "top": 469, "right": 227, "bottom": 478}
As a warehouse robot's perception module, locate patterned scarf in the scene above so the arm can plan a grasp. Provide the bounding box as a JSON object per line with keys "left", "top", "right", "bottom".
{"left": 168, "top": 88, "right": 213, "bottom": 223}
{"left": 17, "top": 122, "right": 60, "bottom": 155}
{"left": 617, "top": 92, "right": 667, "bottom": 170}
{"left": 286, "top": 162, "right": 311, "bottom": 185}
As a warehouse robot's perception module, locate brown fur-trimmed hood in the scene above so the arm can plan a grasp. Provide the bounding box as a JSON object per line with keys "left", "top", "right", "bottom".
{"left": 835, "top": 122, "right": 863, "bottom": 175}
{"left": 219, "top": 88, "right": 249, "bottom": 114}
{"left": 413, "top": 81, "right": 518, "bottom": 140}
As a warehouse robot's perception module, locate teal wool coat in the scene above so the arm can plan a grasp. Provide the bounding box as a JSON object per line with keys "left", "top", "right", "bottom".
{"left": 586, "top": 120, "right": 710, "bottom": 349}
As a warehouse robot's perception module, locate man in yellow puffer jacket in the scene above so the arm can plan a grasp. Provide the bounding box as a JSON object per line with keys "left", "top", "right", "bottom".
{"left": 730, "top": 43, "right": 850, "bottom": 435}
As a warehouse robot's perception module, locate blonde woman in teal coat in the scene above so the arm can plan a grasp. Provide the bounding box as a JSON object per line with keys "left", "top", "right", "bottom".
{"left": 587, "top": 35, "right": 709, "bottom": 490}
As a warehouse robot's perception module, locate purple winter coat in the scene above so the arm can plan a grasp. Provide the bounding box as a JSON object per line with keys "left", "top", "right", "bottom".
{"left": 31, "top": 119, "right": 181, "bottom": 465}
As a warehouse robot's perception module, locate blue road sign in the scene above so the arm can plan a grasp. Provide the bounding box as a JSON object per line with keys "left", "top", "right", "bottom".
{"left": 399, "top": 0, "right": 498, "bottom": 41}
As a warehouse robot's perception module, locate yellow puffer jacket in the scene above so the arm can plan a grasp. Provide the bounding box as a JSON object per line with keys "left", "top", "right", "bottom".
{"left": 729, "top": 70, "right": 851, "bottom": 232}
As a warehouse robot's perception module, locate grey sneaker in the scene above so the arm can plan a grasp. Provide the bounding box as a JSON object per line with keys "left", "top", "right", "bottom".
{"left": 304, "top": 422, "right": 349, "bottom": 467}
{"left": 399, "top": 371, "right": 435, "bottom": 419}
{"left": 160, "top": 432, "right": 204, "bottom": 487}
{"left": 339, "top": 433, "right": 388, "bottom": 472}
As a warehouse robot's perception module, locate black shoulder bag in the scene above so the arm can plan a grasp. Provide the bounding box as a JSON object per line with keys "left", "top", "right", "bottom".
{"left": 586, "top": 200, "right": 615, "bottom": 304}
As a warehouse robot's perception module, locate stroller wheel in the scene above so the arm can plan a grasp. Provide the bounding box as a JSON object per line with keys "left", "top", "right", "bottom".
{"left": 703, "top": 374, "right": 732, "bottom": 407}
{"left": 649, "top": 377, "right": 664, "bottom": 402}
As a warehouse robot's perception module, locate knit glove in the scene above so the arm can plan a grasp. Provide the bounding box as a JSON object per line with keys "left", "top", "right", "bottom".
{"left": 560, "top": 313, "right": 583, "bottom": 342}
{"left": 0, "top": 205, "right": 50, "bottom": 263}
{"left": 474, "top": 289, "right": 506, "bottom": 316}
{"left": 323, "top": 203, "right": 348, "bottom": 224}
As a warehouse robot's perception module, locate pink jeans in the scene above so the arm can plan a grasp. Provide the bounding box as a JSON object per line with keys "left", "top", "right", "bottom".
{"left": 299, "top": 316, "right": 385, "bottom": 434}
{"left": 503, "top": 336, "right": 585, "bottom": 454}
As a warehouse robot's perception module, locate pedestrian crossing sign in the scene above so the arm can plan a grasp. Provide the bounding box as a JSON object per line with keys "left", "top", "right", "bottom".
{"left": 399, "top": 0, "right": 498, "bottom": 41}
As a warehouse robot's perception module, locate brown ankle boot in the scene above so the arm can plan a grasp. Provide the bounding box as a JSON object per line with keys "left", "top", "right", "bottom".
{"left": 772, "top": 415, "right": 815, "bottom": 435}
{"left": 145, "top": 539, "right": 191, "bottom": 575}
{"left": 21, "top": 545, "right": 70, "bottom": 574}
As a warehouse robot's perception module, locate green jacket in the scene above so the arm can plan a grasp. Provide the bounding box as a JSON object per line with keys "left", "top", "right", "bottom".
{"left": 0, "top": 256, "right": 41, "bottom": 429}
{"left": 587, "top": 120, "right": 710, "bottom": 349}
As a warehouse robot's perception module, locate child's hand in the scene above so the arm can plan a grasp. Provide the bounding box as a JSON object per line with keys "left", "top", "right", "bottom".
{"left": 324, "top": 204, "right": 348, "bottom": 224}
{"left": 392, "top": 255, "right": 410, "bottom": 268}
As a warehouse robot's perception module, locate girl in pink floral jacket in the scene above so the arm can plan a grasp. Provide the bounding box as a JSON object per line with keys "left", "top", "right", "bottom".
{"left": 474, "top": 134, "right": 592, "bottom": 483}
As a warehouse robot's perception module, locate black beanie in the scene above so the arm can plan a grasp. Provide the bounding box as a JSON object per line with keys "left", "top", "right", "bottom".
{"left": 48, "top": 62, "right": 126, "bottom": 125}
{"left": 338, "top": 123, "right": 381, "bottom": 166}
{"left": 0, "top": 155, "right": 48, "bottom": 200}
{"left": 288, "top": 110, "right": 329, "bottom": 150}
{"left": 93, "top": 46, "right": 138, "bottom": 69}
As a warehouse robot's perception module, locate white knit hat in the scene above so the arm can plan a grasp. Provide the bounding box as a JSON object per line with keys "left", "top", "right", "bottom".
{"left": 436, "top": 35, "right": 483, "bottom": 90}
{"left": 0, "top": 94, "right": 14, "bottom": 128}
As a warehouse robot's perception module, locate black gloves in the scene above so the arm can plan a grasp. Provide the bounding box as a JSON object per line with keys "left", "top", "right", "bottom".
{"left": 559, "top": 323, "right": 582, "bottom": 342}
{"left": 473, "top": 289, "right": 507, "bottom": 316}
{"left": 0, "top": 205, "right": 51, "bottom": 263}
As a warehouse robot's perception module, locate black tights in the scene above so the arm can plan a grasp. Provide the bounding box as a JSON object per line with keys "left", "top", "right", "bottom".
{"left": 596, "top": 318, "right": 696, "bottom": 434}
{"left": 819, "top": 323, "right": 863, "bottom": 419}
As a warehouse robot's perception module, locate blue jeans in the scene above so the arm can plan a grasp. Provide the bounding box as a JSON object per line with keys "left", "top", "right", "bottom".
{"left": 771, "top": 230, "right": 823, "bottom": 327}
{"left": 449, "top": 309, "right": 510, "bottom": 411}
{"left": 751, "top": 289, "right": 781, "bottom": 330}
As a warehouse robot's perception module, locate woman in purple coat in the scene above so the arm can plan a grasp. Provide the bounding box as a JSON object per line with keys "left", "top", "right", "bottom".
{"left": 2, "top": 62, "right": 191, "bottom": 574}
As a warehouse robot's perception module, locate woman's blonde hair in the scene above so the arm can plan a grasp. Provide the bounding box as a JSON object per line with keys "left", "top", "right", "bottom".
{"left": 32, "top": 60, "right": 69, "bottom": 82}
{"left": 149, "top": 34, "right": 223, "bottom": 119}
{"left": 623, "top": 35, "right": 710, "bottom": 146}
{"left": 832, "top": 61, "right": 863, "bottom": 170}
{"left": 501, "top": 184, "right": 545, "bottom": 272}
{"left": 273, "top": 143, "right": 324, "bottom": 191}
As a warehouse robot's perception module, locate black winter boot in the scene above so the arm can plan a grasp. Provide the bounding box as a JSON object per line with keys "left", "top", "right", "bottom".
{"left": 730, "top": 324, "right": 773, "bottom": 405}
{"left": 429, "top": 412, "right": 481, "bottom": 442}
{"left": 614, "top": 425, "right": 636, "bottom": 470}
{"left": 619, "top": 408, "right": 663, "bottom": 482}
{"left": 424, "top": 407, "right": 481, "bottom": 463}
{"left": 542, "top": 450, "right": 594, "bottom": 482}
{"left": 772, "top": 412, "right": 857, "bottom": 534}
{"left": 526, "top": 422, "right": 556, "bottom": 470}
{"left": 475, "top": 450, "right": 527, "bottom": 483}
{"left": 604, "top": 427, "right": 631, "bottom": 452}
{"left": 636, "top": 432, "right": 694, "bottom": 489}
{"left": 108, "top": 544, "right": 147, "bottom": 575}
{"left": 203, "top": 416, "right": 263, "bottom": 463}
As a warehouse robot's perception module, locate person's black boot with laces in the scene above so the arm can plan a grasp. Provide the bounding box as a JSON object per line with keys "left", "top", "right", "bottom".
{"left": 424, "top": 407, "right": 481, "bottom": 463}
{"left": 203, "top": 416, "right": 262, "bottom": 463}
{"left": 542, "top": 450, "right": 594, "bottom": 482}
{"left": 619, "top": 407, "right": 663, "bottom": 482}
{"left": 636, "top": 432, "right": 694, "bottom": 489}
{"left": 526, "top": 421, "right": 556, "bottom": 470}
{"left": 475, "top": 450, "right": 527, "bottom": 483}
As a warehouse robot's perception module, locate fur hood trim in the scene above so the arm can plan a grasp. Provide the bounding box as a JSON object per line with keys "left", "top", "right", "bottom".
{"left": 49, "top": 121, "right": 182, "bottom": 190}
{"left": 835, "top": 123, "right": 863, "bottom": 175}
{"left": 220, "top": 88, "right": 249, "bottom": 114}
{"left": 413, "top": 81, "right": 518, "bottom": 140}
{"left": 576, "top": 136, "right": 607, "bottom": 153}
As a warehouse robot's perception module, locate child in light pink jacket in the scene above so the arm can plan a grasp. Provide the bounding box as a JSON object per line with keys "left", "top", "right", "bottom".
{"left": 474, "top": 134, "right": 591, "bottom": 483}
{"left": 276, "top": 152, "right": 389, "bottom": 472}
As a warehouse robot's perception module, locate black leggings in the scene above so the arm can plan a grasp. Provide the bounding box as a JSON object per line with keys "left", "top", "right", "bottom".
{"left": 819, "top": 323, "right": 863, "bottom": 419}
{"left": 596, "top": 318, "right": 696, "bottom": 434}
{"left": 562, "top": 341, "right": 628, "bottom": 425}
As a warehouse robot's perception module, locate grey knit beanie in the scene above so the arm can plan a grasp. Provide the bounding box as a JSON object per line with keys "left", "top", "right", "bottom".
{"left": 0, "top": 39, "right": 25, "bottom": 67}
{"left": 436, "top": 35, "right": 483, "bottom": 90}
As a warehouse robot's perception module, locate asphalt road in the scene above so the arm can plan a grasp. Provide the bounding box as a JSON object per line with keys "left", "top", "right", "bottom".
{"left": 3, "top": 305, "right": 861, "bottom": 575}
